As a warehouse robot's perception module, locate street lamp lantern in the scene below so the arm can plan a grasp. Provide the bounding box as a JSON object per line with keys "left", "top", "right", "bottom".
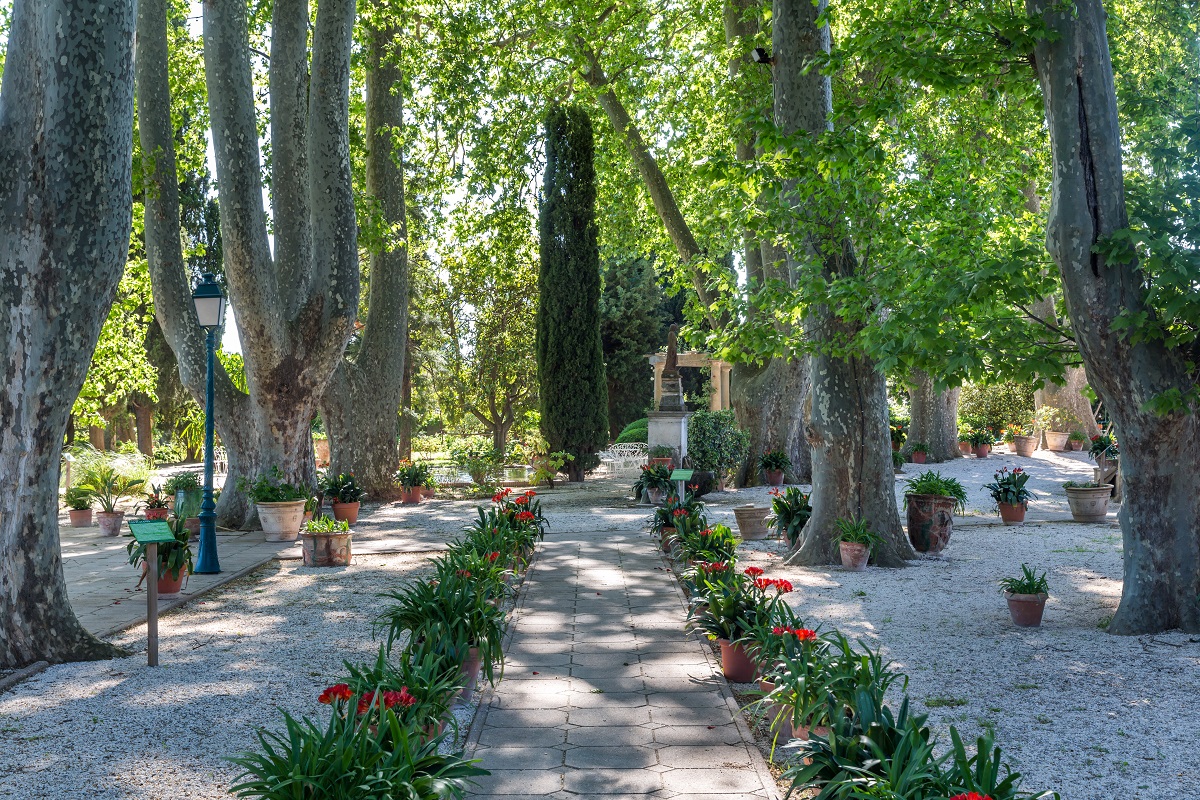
{"left": 191, "top": 273, "right": 226, "bottom": 574}
{"left": 192, "top": 273, "right": 227, "bottom": 329}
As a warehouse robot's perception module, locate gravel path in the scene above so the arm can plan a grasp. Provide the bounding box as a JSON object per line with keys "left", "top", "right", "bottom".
{"left": 701, "top": 450, "right": 1199, "bottom": 800}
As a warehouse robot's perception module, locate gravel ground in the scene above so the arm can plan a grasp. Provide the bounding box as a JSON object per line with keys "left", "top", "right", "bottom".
{"left": 701, "top": 449, "right": 1200, "bottom": 800}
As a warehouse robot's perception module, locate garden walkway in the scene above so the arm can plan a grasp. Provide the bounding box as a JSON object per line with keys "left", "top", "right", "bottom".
{"left": 466, "top": 526, "right": 778, "bottom": 799}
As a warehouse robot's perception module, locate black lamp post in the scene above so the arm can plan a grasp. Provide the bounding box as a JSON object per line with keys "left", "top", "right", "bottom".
{"left": 192, "top": 273, "right": 226, "bottom": 574}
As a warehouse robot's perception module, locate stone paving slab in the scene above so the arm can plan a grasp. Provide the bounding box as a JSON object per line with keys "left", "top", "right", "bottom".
{"left": 466, "top": 529, "right": 777, "bottom": 799}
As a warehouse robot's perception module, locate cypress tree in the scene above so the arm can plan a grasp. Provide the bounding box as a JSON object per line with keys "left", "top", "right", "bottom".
{"left": 537, "top": 105, "right": 609, "bottom": 481}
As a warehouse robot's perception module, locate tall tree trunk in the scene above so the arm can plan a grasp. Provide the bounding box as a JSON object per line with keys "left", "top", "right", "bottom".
{"left": 320, "top": 18, "right": 410, "bottom": 497}
{"left": 137, "top": 0, "right": 253, "bottom": 525}
{"left": 1028, "top": 297, "right": 1100, "bottom": 442}
{"left": 904, "top": 370, "right": 961, "bottom": 462}
{"left": 1029, "top": 0, "right": 1200, "bottom": 633}
{"left": 775, "top": 0, "right": 911, "bottom": 567}
{"left": 132, "top": 402, "right": 154, "bottom": 458}
{"left": 0, "top": 0, "right": 136, "bottom": 666}
{"left": 398, "top": 349, "right": 414, "bottom": 461}
{"left": 89, "top": 426, "right": 106, "bottom": 451}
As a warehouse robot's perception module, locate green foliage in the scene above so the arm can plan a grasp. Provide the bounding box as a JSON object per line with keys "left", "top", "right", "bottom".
{"left": 767, "top": 487, "right": 812, "bottom": 547}
{"left": 537, "top": 104, "right": 609, "bottom": 473}
{"left": 126, "top": 517, "right": 193, "bottom": 581}
{"left": 1033, "top": 405, "right": 1082, "bottom": 433}
{"left": 615, "top": 418, "right": 649, "bottom": 444}
{"left": 163, "top": 471, "right": 201, "bottom": 493}
{"left": 322, "top": 473, "right": 366, "bottom": 503}
{"left": 686, "top": 410, "right": 749, "bottom": 473}
{"left": 902, "top": 471, "right": 968, "bottom": 514}
{"left": 64, "top": 487, "right": 94, "bottom": 511}
{"left": 450, "top": 445, "right": 502, "bottom": 487}
{"left": 958, "top": 382, "right": 1036, "bottom": 436}
{"left": 758, "top": 450, "right": 791, "bottom": 473}
{"left": 983, "top": 467, "right": 1036, "bottom": 508}
{"left": 530, "top": 451, "right": 573, "bottom": 486}
{"left": 999, "top": 564, "right": 1049, "bottom": 596}
{"left": 633, "top": 464, "right": 674, "bottom": 502}
{"left": 239, "top": 467, "right": 310, "bottom": 504}
{"left": 304, "top": 515, "right": 350, "bottom": 534}
{"left": 1088, "top": 434, "right": 1119, "bottom": 461}
{"left": 78, "top": 466, "right": 145, "bottom": 513}
{"left": 395, "top": 462, "right": 432, "bottom": 490}
{"left": 600, "top": 258, "right": 668, "bottom": 437}
{"left": 833, "top": 518, "right": 884, "bottom": 552}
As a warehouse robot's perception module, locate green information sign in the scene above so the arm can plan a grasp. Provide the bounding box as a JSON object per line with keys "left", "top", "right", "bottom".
{"left": 669, "top": 469, "right": 695, "bottom": 481}
{"left": 128, "top": 520, "right": 175, "bottom": 545}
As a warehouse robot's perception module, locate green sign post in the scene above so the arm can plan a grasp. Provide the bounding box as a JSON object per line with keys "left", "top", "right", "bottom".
{"left": 669, "top": 469, "right": 695, "bottom": 500}
{"left": 128, "top": 521, "right": 175, "bottom": 667}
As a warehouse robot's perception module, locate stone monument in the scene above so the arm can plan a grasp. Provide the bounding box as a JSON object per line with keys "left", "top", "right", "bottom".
{"left": 647, "top": 324, "right": 689, "bottom": 464}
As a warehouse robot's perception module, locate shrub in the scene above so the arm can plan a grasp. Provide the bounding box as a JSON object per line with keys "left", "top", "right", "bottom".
{"left": 615, "top": 417, "right": 649, "bottom": 444}
{"left": 686, "top": 410, "right": 750, "bottom": 474}
{"left": 958, "top": 381, "right": 1035, "bottom": 435}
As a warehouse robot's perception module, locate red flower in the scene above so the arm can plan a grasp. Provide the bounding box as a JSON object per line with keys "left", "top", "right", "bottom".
{"left": 357, "top": 692, "right": 376, "bottom": 715}
{"left": 699, "top": 528, "right": 712, "bottom": 537}
{"left": 754, "top": 577, "right": 773, "bottom": 591}
{"left": 688, "top": 483, "right": 699, "bottom": 491}
{"left": 949, "top": 794, "right": 992, "bottom": 800}
{"left": 318, "top": 683, "right": 352, "bottom": 704}
{"left": 516, "top": 510, "right": 536, "bottom": 522}
{"left": 383, "top": 688, "right": 417, "bottom": 709}
{"left": 672, "top": 508, "right": 688, "bottom": 517}
{"left": 525, "top": 490, "right": 537, "bottom": 497}
{"left": 794, "top": 628, "right": 816, "bottom": 641}
{"left": 768, "top": 488, "right": 782, "bottom": 497}
{"left": 456, "top": 569, "right": 472, "bottom": 577}
{"left": 515, "top": 495, "right": 530, "bottom": 505}
{"left": 772, "top": 626, "right": 784, "bottom": 635}
{"left": 744, "top": 566, "right": 764, "bottom": 578}
{"left": 772, "top": 579, "right": 794, "bottom": 594}
{"left": 487, "top": 551, "right": 501, "bottom": 562}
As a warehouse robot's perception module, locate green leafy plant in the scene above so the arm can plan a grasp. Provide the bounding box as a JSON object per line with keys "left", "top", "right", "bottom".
{"left": 126, "top": 517, "right": 193, "bottom": 581}
{"left": 163, "top": 471, "right": 202, "bottom": 494}
{"left": 633, "top": 463, "right": 675, "bottom": 501}
{"left": 966, "top": 429, "right": 994, "bottom": 447}
{"left": 322, "top": 472, "right": 366, "bottom": 503}
{"left": 450, "top": 445, "right": 501, "bottom": 486}
{"left": 64, "top": 486, "right": 93, "bottom": 511}
{"left": 239, "top": 467, "right": 309, "bottom": 504}
{"left": 892, "top": 450, "right": 906, "bottom": 469}
{"left": 1067, "top": 430, "right": 1087, "bottom": 442}
{"left": 908, "top": 441, "right": 928, "bottom": 454}
{"left": 1033, "top": 405, "right": 1080, "bottom": 433}
{"left": 833, "top": 518, "right": 884, "bottom": 551}
{"left": 677, "top": 522, "right": 739, "bottom": 563}
{"left": 395, "top": 462, "right": 431, "bottom": 490}
{"left": 143, "top": 484, "right": 170, "bottom": 509}
{"left": 758, "top": 450, "right": 791, "bottom": 472}
{"left": 79, "top": 465, "right": 145, "bottom": 513}
{"left": 902, "top": 471, "right": 968, "bottom": 514}
{"left": 688, "top": 566, "right": 793, "bottom": 642}
{"left": 1088, "top": 433, "right": 1118, "bottom": 461}
{"left": 999, "top": 564, "right": 1049, "bottom": 596}
{"left": 614, "top": 418, "right": 648, "bottom": 444}
{"left": 686, "top": 409, "right": 750, "bottom": 474}
{"left": 983, "top": 467, "right": 1036, "bottom": 507}
{"left": 338, "top": 645, "right": 464, "bottom": 737}
{"left": 648, "top": 444, "right": 675, "bottom": 459}
{"left": 1062, "top": 480, "right": 1103, "bottom": 489}
{"left": 766, "top": 487, "right": 812, "bottom": 546}
{"left": 304, "top": 515, "right": 350, "bottom": 534}
{"left": 530, "top": 450, "right": 573, "bottom": 487}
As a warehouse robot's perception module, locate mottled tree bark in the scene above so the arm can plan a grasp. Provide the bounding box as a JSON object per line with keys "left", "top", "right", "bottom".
{"left": 320, "top": 19, "right": 410, "bottom": 496}
{"left": 0, "top": 0, "right": 136, "bottom": 666}
{"left": 776, "top": 0, "right": 911, "bottom": 566}
{"left": 1029, "top": 0, "right": 1199, "bottom": 633}
{"left": 1028, "top": 297, "right": 1100, "bottom": 443}
{"left": 904, "top": 370, "right": 961, "bottom": 463}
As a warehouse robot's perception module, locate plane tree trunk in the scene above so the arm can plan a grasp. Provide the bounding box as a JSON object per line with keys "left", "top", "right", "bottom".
{"left": 0, "top": 0, "right": 137, "bottom": 666}
{"left": 1029, "top": 0, "right": 1200, "bottom": 633}
{"left": 904, "top": 370, "right": 961, "bottom": 463}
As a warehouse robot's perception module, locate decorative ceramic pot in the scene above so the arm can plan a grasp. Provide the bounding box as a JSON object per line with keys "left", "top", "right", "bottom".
{"left": 68, "top": 509, "right": 93, "bottom": 528}
{"left": 959, "top": 441, "right": 972, "bottom": 455}
{"left": 973, "top": 444, "right": 991, "bottom": 459}
{"left": 646, "top": 488, "right": 665, "bottom": 506}
{"left": 332, "top": 501, "right": 360, "bottom": 523}
{"left": 1006, "top": 592, "right": 1047, "bottom": 627}
{"left": 660, "top": 526, "right": 677, "bottom": 554}
{"left": 911, "top": 451, "right": 927, "bottom": 464}
{"left": 422, "top": 487, "right": 436, "bottom": 499}
{"left": 997, "top": 502, "right": 1027, "bottom": 525}
{"left": 764, "top": 469, "right": 785, "bottom": 487}
{"left": 1044, "top": 431, "right": 1070, "bottom": 451}
{"left": 717, "top": 638, "right": 757, "bottom": 682}
{"left": 313, "top": 438, "right": 330, "bottom": 466}
{"left": 839, "top": 542, "right": 869, "bottom": 571}
{"left": 96, "top": 510, "right": 125, "bottom": 537}
{"left": 183, "top": 517, "right": 200, "bottom": 540}
{"left": 257, "top": 500, "right": 306, "bottom": 542}
{"left": 144, "top": 507, "right": 169, "bottom": 521}
{"left": 302, "top": 510, "right": 314, "bottom": 524}
{"left": 301, "top": 530, "right": 353, "bottom": 567}
{"left": 733, "top": 505, "right": 771, "bottom": 541}
{"left": 1065, "top": 485, "right": 1113, "bottom": 523}
{"left": 905, "top": 494, "right": 955, "bottom": 553}
{"left": 400, "top": 488, "right": 423, "bottom": 505}
{"left": 1011, "top": 435, "right": 1037, "bottom": 458}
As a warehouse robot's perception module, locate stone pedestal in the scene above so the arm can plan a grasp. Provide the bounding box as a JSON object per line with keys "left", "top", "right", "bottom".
{"left": 648, "top": 411, "right": 689, "bottom": 464}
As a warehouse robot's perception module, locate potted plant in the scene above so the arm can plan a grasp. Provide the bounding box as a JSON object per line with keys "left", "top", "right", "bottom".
{"left": 64, "top": 486, "right": 94, "bottom": 528}
{"left": 395, "top": 462, "right": 429, "bottom": 505}
{"left": 322, "top": 472, "right": 365, "bottom": 523}
{"left": 983, "top": 466, "right": 1036, "bottom": 525}
{"left": 647, "top": 444, "right": 675, "bottom": 469}
{"left": 164, "top": 471, "right": 202, "bottom": 517}
{"left": 1088, "top": 433, "right": 1118, "bottom": 469}
{"left": 889, "top": 421, "right": 906, "bottom": 452}
{"left": 891, "top": 450, "right": 905, "bottom": 474}
{"left": 634, "top": 463, "right": 674, "bottom": 505}
{"left": 312, "top": 432, "right": 330, "bottom": 467}
{"left": 1035, "top": 406, "right": 1079, "bottom": 451}
{"left": 300, "top": 514, "right": 353, "bottom": 567}
{"left": 422, "top": 474, "right": 439, "bottom": 499}
{"left": 143, "top": 485, "right": 171, "bottom": 521}
{"left": 1063, "top": 481, "right": 1113, "bottom": 522}
{"left": 1004, "top": 421, "right": 1038, "bottom": 458}
{"left": 765, "top": 487, "right": 812, "bottom": 547}
{"left": 303, "top": 496, "right": 319, "bottom": 524}
{"left": 79, "top": 465, "right": 144, "bottom": 537}
{"left": 1067, "top": 430, "right": 1087, "bottom": 451}
{"left": 834, "top": 518, "right": 882, "bottom": 571}
{"left": 908, "top": 442, "right": 928, "bottom": 464}
{"left": 759, "top": 450, "right": 791, "bottom": 487}
{"left": 957, "top": 423, "right": 972, "bottom": 455}
{"left": 902, "top": 471, "right": 967, "bottom": 553}
{"left": 126, "top": 517, "right": 193, "bottom": 595}
{"left": 967, "top": 429, "right": 994, "bottom": 459}
{"left": 239, "top": 467, "right": 310, "bottom": 542}
{"left": 999, "top": 564, "right": 1049, "bottom": 627}
{"left": 688, "top": 566, "right": 789, "bottom": 682}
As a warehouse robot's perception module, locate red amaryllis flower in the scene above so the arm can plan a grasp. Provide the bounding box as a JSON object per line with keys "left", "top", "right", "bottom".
{"left": 487, "top": 551, "right": 501, "bottom": 562}
{"left": 524, "top": 490, "right": 537, "bottom": 497}
{"left": 949, "top": 794, "right": 992, "bottom": 800}
{"left": 744, "top": 566, "right": 764, "bottom": 578}
{"left": 515, "top": 495, "right": 529, "bottom": 505}
{"left": 357, "top": 692, "right": 376, "bottom": 715}
{"left": 672, "top": 508, "right": 688, "bottom": 517}
{"left": 772, "top": 579, "right": 794, "bottom": 594}
{"left": 318, "top": 683, "right": 353, "bottom": 704}
{"left": 516, "top": 510, "right": 536, "bottom": 522}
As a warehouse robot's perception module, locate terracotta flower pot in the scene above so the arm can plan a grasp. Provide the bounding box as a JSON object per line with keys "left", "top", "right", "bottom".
{"left": 421, "top": 487, "right": 436, "bottom": 499}
{"left": 911, "top": 451, "right": 927, "bottom": 464}
{"left": 331, "top": 501, "right": 360, "bottom": 523}
{"left": 157, "top": 568, "right": 186, "bottom": 595}
{"left": 313, "top": 438, "right": 330, "bottom": 466}
{"left": 764, "top": 469, "right": 785, "bottom": 487}
{"left": 973, "top": 444, "right": 991, "bottom": 459}
{"left": 458, "top": 646, "right": 482, "bottom": 700}
{"left": 1011, "top": 435, "right": 1037, "bottom": 458}
{"left": 303, "top": 510, "right": 314, "bottom": 524}
{"left": 717, "top": 638, "right": 757, "bottom": 683}
{"left": 68, "top": 509, "right": 93, "bottom": 528}
{"left": 660, "top": 526, "right": 677, "bottom": 554}
{"left": 144, "top": 507, "right": 169, "bottom": 521}
{"left": 997, "top": 502, "right": 1027, "bottom": 525}
{"left": 958, "top": 441, "right": 972, "bottom": 455}
{"left": 905, "top": 494, "right": 955, "bottom": 553}
{"left": 400, "top": 487, "right": 423, "bottom": 505}
{"left": 1006, "top": 592, "right": 1047, "bottom": 627}
{"left": 1068, "top": 439, "right": 1084, "bottom": 451}
{"left": 733, "top": 505, "right": 771, "bottom": 540}
{"left": 839, "top": 541, "right": 869, "bottom": 571}
{"left": 183, "top": 517, "right": 200, "bottom": 540}
{"left": 1044, "top": 431, "right": 1070, "bottom": 451}
{"left": 257, "top": 500, "right": 306, "bottom": 542}
{"left": 649, "top": 457, "right": 674, "bottom": 469}
{"left": 301, "top": 530, "right": 352, "bottom": 567}
{"left": 892, "top": 441, "right": 901, "bottom": 452}
{"left": 1065, "top": 485, "right": 1112, "bottom": 523}
{"left": 96, "top": 510, "right": 125, "bottom": 537}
